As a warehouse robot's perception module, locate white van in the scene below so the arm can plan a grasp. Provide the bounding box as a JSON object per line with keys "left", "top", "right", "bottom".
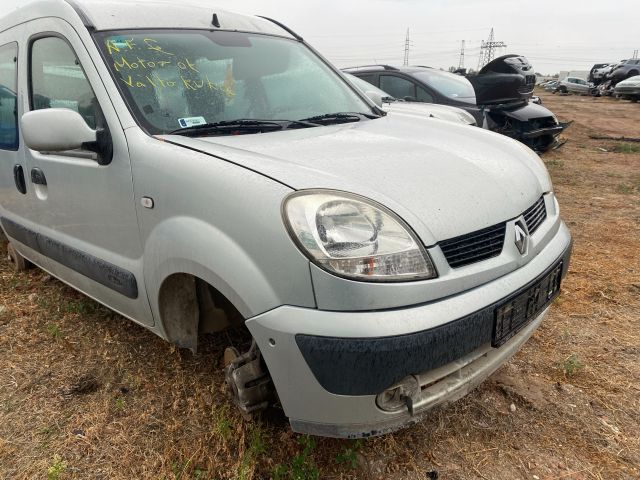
{"left": 0, "top": 0, "right": 571, "bottom": 438}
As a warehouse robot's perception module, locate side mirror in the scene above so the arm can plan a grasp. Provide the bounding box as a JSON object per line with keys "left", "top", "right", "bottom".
{"left": 365, "top": 90, "right": 383, "bottom": 108}
{"left": 21, "top": 108, "right": 97, "bottom": 152}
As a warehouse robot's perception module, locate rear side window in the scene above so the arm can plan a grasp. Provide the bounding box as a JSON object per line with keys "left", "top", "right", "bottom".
{"left": 30, "top": 36, "right": 101, "bottom": 129}
{"left": 0, "top": 42, "right": 18, "bottom": 150}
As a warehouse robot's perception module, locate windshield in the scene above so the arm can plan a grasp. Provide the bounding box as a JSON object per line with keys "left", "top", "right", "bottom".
{"left": 94, "top": 30, "right": 372, "bottom": 135}
{"left": 412, "top": 70, "right": 476, "bottom": 104}
{"left": 343, "top": 73, "right": 395, "bottom": 100}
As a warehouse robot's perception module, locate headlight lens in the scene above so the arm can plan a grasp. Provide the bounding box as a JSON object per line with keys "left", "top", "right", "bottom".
{"left": 283, "top": 191, "right": 437, "bottom": 281}
{"left": 456, "top": 111, "right": 476, "bottom": 125}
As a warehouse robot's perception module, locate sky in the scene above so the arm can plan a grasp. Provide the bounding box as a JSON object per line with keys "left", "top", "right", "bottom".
{"left": 3, "top": 0, "right": 638, "bottom": 75}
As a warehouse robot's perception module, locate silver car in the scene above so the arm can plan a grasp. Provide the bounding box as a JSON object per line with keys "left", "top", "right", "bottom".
{"left": 0, "top": 0, "right": 572, "bottom": 438}
{"left": 557, "top": 77, "right": 593, "bottom": 95}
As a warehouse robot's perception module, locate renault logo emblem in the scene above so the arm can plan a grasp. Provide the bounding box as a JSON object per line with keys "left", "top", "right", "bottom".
{"left": 514, "top": 222, "right": 528, "bottom": 255}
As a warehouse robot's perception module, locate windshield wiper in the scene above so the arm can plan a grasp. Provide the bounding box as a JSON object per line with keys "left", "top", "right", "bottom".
{"left": 167, "top": 119, "right": 320, "bottom": 137}
{"left": 298, "top": 112, "right": 381, "bottom": 125}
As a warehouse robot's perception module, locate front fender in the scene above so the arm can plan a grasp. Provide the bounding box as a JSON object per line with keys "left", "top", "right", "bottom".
{"left": 145, "top": 216, "right": 274, "bottom": 319}
{"left": 124, "top": 128, "right": 317, "bottom": 340}
{"left": 143, "top": 214, "right": 315, "bottom": 342}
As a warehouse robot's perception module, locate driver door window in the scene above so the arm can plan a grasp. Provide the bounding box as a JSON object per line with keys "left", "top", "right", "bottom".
{"left": 380, "top": 75, "right": 417, "bottom": 101}
{"left": 416, "top": 86, "right": 434, "bottom": 103}
{"left": 30, "top": 36, "right": 103, "bottom": 130}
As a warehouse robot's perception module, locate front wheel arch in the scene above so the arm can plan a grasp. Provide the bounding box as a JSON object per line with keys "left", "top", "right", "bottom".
{"left": 158, "top": 273, "right": 245, "bottom": 352}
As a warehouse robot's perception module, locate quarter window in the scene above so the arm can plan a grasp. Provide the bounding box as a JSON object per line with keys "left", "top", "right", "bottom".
{"left": 0, "top": 42, "right": 18, "bottom": 150}
{"left": 356, "top": 74, "right": 377, "bottom": 86}
{"left": 30, "top": 37, "right": 102, "bottom": 129}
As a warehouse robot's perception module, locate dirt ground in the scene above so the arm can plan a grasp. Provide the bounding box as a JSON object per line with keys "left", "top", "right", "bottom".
{"left": 1, "top": 91, "right": 639, "bottom": 480}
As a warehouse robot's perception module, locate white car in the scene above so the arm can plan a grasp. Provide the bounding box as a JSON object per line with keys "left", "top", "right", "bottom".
{"left": 614, "top": 75, "right": 640, "bottom": 101}
{"left": 344, "top": 72, "right": 477, "bottom": 126}
{"left": 593, "top": 64, "right": 614, "bottom": 81}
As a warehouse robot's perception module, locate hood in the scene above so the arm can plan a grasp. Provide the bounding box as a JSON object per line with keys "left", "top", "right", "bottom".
{"left": 160, "top": 114, "right": 551, "bottom": 244}
{"left": 500, "top": 101, "right": 558, "bottom": 122}
{"left": 618, "top": 75, "right": 640, "bottom": 86}
{"left": 468, "top": 55, "right": 536, "bottom": 106}
{"left": 384, "top": 102, "right": 476, "bottom": 125}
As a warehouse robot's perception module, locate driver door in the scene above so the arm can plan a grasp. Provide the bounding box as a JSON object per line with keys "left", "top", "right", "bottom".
{"left": 19, "top": 18, "right": 153, "bottom": 326}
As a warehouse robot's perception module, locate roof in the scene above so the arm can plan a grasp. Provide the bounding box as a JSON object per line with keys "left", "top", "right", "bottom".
{"left": 1, "top": 0, "right": 292, "bottom": 36}
{"left": 343, "top": 65, "right": 434, "bottom": 74}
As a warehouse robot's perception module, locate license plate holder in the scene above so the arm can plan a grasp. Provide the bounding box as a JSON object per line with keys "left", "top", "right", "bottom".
{"left": 493, "top": 261, "right": 563, "bottom": 347}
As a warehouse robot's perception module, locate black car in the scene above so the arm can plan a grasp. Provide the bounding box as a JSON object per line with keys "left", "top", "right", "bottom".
{"left": 344, "top": 56, "right": 566, "bottom": 152}
{"left": 609, "top": 59, "right": 640, "bottom": 83}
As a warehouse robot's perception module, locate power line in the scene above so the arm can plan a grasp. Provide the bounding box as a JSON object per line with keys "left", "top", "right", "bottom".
{"left": 458, "top": 40, "right": 465, "bottom": 69}
{"left": 477, "top": 28, "right": 507, "bottom": 70}
{"left": 305, "top": 26, "right": 491, "bottom": 39}
{"left": 403, "top": 28, "right": 411, "bottom": 66}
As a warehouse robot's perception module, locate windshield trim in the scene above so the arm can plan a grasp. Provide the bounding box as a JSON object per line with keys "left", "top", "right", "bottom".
{"left": 91, "top": 28, "right": 380, "bottom": 137}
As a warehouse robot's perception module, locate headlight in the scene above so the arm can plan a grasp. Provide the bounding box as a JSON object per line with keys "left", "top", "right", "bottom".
{"left": 283, "top": 190, "right": 437, "bottom": 282}
{"left": 456, "top": 111, "right": 476, "bottom": 125}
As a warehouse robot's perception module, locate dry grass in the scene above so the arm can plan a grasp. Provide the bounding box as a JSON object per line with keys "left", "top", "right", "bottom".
{"left": 1, "top": 92, "right": 639, "bottom": 479}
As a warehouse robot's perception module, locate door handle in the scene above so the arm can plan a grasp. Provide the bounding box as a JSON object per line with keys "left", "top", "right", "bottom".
{"left": 31, "top": 168, "right": 47, "bottom": 186}
{"left": 13, "top": 165, "right": 26, "bottom": 194}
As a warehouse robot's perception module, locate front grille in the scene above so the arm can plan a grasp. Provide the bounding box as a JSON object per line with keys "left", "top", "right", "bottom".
{"left": 440, "top": 196, "right": 548, "bottom": 269}
{"left": 440, "top": 223, "right": 506, "bottom": 268}
{"left": 523, "top": 196, "right": 547, "bottom": 234}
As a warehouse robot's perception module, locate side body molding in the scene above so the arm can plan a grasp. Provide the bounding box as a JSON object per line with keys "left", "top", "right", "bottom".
{"left": 1, "top": 217, "right": 138, "bottom": 299}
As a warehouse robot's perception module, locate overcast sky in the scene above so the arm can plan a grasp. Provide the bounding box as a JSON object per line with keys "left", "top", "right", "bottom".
{"left": 3, "top": 0, "right": 638, "bottom": 75}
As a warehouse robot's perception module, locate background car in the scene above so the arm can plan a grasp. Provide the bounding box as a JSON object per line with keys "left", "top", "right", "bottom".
{"left": 589, "top": 63, "right": 612, "bottom": 84}
{"left": 544, "top": 80, "right": 559, "bottom": 92}
{"left": 556, "top": 77, "right": 594, "bottom": 95}
{"left": 614, "top": 75, "right": 640, "bottom": 101}
{"left": 609, "top": 59, "right": 640, "bottom": 83}
{"left": 344, "top": 62, "right": 565, "bottom": 152}
{"left": 343, "top": 72, "right": 477, "bottom": 126}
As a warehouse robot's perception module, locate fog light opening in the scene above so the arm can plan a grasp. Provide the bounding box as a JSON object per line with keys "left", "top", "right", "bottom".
{"left": 376, "top": 376, "right": 420, "bottom": 414}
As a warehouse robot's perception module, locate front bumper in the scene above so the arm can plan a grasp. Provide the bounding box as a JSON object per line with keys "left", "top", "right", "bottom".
{"left": 247, "top": 221, "right": 572, "bottom": 438}
{"left": 615, "top": 86, "right": 640, "bottom": 96}
{"left": 521, "top": 124, "right": 565, "bottom": 140}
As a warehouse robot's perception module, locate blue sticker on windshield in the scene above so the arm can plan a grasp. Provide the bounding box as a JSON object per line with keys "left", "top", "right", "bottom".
{"left": 178, "top": 117, "right": 207, "bottom": 128}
